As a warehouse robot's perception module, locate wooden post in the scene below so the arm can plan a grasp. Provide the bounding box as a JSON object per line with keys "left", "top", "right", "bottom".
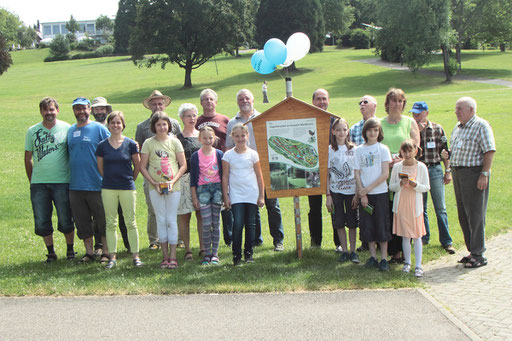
{"left": 285, "top": 77, "right": 303, "bottom": 259}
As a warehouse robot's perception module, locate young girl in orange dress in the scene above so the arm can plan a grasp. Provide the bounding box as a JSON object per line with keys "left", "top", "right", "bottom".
{"left": 389, "top": 139, "right": 430, "bottom": 277}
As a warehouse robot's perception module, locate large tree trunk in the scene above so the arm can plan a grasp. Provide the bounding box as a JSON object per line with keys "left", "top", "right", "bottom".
{"left": 455, "top": 43, "right": 462, "bottom": 71}
{"left": 442, "top": 45, "right": 452, "bottom": 82}
{"left": 183, "top": 60, "right": 193, "bottom": 88}
{"left": 500, "top": 43, "right": 506, "bottom": 52}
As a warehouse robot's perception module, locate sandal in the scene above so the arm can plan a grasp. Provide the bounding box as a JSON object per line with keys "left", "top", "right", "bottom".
{"left": 78, "top": 254, "right": 95, "bottom": 263}
{"left": 184, "top": 251, "right": 193, "bottom": 261}
{"left": 160, "top": 259, "right": 170, "bottom": 269}
{"left": 458, "top": 256, "right": 471, "bottom": 264}
{"left": 104, "top": 259, "right": 117, "bottom": 269}
{"left": 133, "top": 258, "right": 144, "bottom": 267}
{"left": 66, "top": 251, "right": 76, "bottom": 261}
{"left": 464, "top": 258, "right": 487, "bottom": 268}
{"left": 210, "top": 255, "right": 220, "bottom": 265}
{"left": 45, "top": 253, "right": 58, "bottom": 263}
{"left": 168, "top": 258, "right": 178, "bottom": 269}
{"left": 100, "top": 254, "right": 110, "bottom": 264}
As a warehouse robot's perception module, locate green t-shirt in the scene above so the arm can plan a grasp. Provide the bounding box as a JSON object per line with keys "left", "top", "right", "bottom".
{"left": 141, "top": 136, "right": 184, "bottom": 192}
{"left": 25, "top": 120, "right": 70, "bottom": 184}
{"left": 380, "top": 115, "right": 413, "bottom": 155}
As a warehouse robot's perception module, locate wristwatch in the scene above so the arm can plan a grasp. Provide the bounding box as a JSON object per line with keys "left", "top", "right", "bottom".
{"left": 481, "top": 171, "right": 490, "bottom": 177}
{"left": 445, "top": 168, "right": 451, "bottom": 174}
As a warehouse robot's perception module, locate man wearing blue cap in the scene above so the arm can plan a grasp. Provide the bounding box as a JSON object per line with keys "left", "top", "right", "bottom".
{"left": 410, "top": 101, "right": 455, "bottom": 254}
{"left": 67, "top": 97, "right": 111, "bottom": 263}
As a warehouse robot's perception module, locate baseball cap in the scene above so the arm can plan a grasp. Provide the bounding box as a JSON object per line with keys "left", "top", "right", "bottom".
{"left": 409, "top": 101, "right": 428, "bottom": 114}
{"left": 72, "top": 97, "right": 91, "bottom": 106}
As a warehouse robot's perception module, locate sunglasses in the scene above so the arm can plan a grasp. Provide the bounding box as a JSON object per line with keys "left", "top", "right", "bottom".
{"left": 359, "top": 100, "right": 369, "bottom": 105}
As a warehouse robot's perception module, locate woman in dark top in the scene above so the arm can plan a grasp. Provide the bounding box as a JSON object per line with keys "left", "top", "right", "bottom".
{"left": 176, "top": 103, "right": 203, "bottom": 260}
{"left": 96, "top": 111, "right": 142, "bottom": 269}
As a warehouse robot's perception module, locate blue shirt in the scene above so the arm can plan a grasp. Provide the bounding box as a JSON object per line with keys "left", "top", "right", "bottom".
{"left": 96, "top": 137, "right": 138, "bottom": 190}
{"left": 67, "top": 121, "right": 110, "bottom": 191}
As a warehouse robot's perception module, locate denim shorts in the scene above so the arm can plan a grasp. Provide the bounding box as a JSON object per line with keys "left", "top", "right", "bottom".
{"left": 197, "top": 182, "right": 223, "bottom": 206}
{"left": 30, "top": 183, "right": 74, "bottom": 237}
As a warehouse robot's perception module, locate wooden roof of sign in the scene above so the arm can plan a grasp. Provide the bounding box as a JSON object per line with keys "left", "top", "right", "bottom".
{"left": 246, "top": 96, "right": 339, "bottom": 199}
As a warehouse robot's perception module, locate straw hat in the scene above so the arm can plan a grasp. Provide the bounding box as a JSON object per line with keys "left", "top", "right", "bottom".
{"left": 91, "top": 97, "right": 113, "bottom": 114}
{"left": 143, "top": 90, "right": 172, "bottom": 109}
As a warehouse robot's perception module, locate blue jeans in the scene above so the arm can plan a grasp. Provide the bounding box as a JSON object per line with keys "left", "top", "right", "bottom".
{"left": 197, "top": 182, "right": 223, "bottom": 206}
{"left": 231, "top": 203, "right": 257, "bottom": 258}
{"left": 422, "top": 164, "right": 453, "bottom": 246}
{"left": 30, "top": 183, "right": 74, "bottom": 237}
{"left": 254, "top": 194, "right": 284, "bottom": 246}
{"left": 221, "top": 209, "right": 233, "bottom": 245}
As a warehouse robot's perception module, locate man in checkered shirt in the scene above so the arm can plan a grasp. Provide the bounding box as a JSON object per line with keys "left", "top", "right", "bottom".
{"left": 410, "top": 101, "right": 455, "bottom": 254}
{"left": 442, "top": 97, "right": 496, "bottom": 268}
{"left": 350, "top": 95, "right": 377, "bottom": 146}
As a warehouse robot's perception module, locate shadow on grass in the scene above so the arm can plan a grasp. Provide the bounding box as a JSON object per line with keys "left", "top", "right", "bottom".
{"left": 1, "top": 247, "right": 427, "bottom": 295}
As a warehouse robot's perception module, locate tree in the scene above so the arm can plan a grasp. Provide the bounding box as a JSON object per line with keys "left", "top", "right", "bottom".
{"left": 65, "top": 15, "right": 80, "bottom": 42}
{"left": 255, "top": 0, "right": 325, "bottom": 53}
{"left": 0, "top": 34, "right": 13, "bottom": 75}
{"left": 375, "top": 0, "right": 455, "bottom": 81}
{"left": 131, "top": 0, "right": 234, "bottom": 88}
{"left": 96, "top": 15, "right": 114, "bottom": 43}
{"left": 225, "top": 0, "right": 259, "bottom": 56}
{"left": 349, "top": 0, "right": 378, "bottom": 28}
{"left": 49, "top": 35, "right": 70, "bottom": 57}
{"left": 17, "top": 26, "right": 38, "bottom": 48}
{"left": 114, "top": 0, "right": 139, "bottom": 54}
{"left": 0, "top": 8, "right": 22, "bottom": 46}
{"left": 321, "top": 0, "right": 354, "bottom": 37}
{"left": 471, "top": 0, "right": 512, "bottom": 51}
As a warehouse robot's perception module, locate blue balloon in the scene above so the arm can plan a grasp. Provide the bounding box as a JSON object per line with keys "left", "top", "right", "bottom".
{"left": 264, "top": 38, "right": 287, "bottom": 65}
{"left": 251, "top": 50, "right": 276, "bottom": 75}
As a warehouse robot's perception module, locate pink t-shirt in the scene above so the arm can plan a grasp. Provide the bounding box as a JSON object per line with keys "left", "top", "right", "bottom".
{"left": 198, "top": 148, "right": 221, "bottom": 185}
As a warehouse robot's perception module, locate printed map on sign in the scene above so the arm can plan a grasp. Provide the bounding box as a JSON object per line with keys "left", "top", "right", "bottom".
{"left": 267, "top": 118, "right": 320, "bottom": 190}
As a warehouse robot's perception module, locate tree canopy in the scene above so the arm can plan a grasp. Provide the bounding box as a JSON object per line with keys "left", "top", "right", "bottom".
{"left": 255, "top": 0, "right": 325, "bottom": 52}
{"left": 131, "top": 0, "right": 233, "bottom": 88}
{"left": 0, "top": 33, "right": 13, "bottom": 75}
{"left": 321, "top": 0, "right": 354, "bottom": 36}
{"left": 114, "top": 0, "right": 139, "bottom": 54}
{"left": 224, "top": 0, "right": 259, "bottom": 56}
{"left": 0, "top": 8, "right": 22, "bottom": 46}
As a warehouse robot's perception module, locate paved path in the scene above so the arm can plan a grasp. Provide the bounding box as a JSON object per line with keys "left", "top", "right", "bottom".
{"left": 422, "top": 230, "right": 512, "bottom": 341}
{"left": 356, "top": 58, "right": 512, "bottom": 88}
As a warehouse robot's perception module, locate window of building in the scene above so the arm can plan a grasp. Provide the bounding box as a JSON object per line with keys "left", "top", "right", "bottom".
{"left": 79, "top": 24, "right": 86, "bottom": 33}
{"left": 87, "top": 23, "right": 95, "bottom": 34}
{"left": 61, "top": 25, "right": 68, "bottom": 34}
{"left": 52, "top": 24, "right": 61, "bottom": 35}
{"left": 42, "top": 25, "right": 52, "bottom": 36}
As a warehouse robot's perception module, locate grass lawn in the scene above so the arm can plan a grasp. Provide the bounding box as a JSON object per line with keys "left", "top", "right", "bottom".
{"left": 0, "top": 46, "right": 510, "bottom": 296}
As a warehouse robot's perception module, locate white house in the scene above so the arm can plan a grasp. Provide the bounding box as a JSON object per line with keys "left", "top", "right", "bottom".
{"left": 40, "top": 20, "right": 109, "bottom": 43}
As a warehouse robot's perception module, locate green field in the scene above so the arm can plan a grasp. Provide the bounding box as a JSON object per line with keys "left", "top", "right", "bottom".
{"left": 0, "top": 47, "right": 510, "bottom": 295}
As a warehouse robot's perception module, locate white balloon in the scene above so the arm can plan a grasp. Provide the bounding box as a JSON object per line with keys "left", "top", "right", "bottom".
{"left": 280, "top": 57, "right": 294, "bottom": 67}
{"left": 286, "top": 32, "right": 311, "bottom": 61}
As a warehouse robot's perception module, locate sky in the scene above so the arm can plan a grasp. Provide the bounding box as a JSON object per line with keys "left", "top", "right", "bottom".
{"left": 1, "top": 0, "right": 119, "bottom": 26}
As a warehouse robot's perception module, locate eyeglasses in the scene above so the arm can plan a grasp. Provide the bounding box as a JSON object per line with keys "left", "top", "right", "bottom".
{"left": 359, "top": 100, "right": 369, "bottom": 105}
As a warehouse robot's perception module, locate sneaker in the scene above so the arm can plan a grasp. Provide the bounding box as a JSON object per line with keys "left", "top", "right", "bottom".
{"left": 45, "top": 253, "right": 57, "bottom": 263}
{"left": 105, "top": 259, "right": 117, "bottom": 269}
{"left": 349, "top": 252, "right": 360, "bottom": 264}
{"left": 201, "top": 256, "right": 211, "bottom": 266}
{"left": 379, "top": 259, "right": 390, "bottom": 271}
{"left": 133, "top": 258, "right": 144, "bottom": 267}
{"left": 233, "top": 256, "right": 242, "bottom": 266}
{"left": 274, "top": 243, "right": 284, "bottom": 252}
{"left": 338, "top": 251, "right": 349, "bottom": 262}
{"left": 245, "top": 255, "right": 254, "bottom": 263}
{"left": 443, "top": 244, "right": 456, "bottom": 255}
{"left": 149, "top": 243, "right": 159, "bottom": 250}
{"left": 210, "top": 256, "right": 220, "bottom": 265}
{"left": 364, "top": 257, "right": 378, "bottom": 268}
{"left": 402, "top": 263, "right": 411, "bottom": 273}
{"left": 335, "top": 245, "right": 343, "bottom": 253}
{"left": 414, "top": 267, "right": 424, "bottom": 277}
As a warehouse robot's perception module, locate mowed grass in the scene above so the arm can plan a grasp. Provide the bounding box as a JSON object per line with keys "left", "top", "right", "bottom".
{"left": 0, "top": 46, "right": 510, "bottom": 295}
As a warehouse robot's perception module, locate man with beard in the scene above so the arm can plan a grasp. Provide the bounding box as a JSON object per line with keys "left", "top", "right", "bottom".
{"left": 67, "top": 97, "right": 110, "bottom": 263}
{"left": 25, "top": 97, "right": 75, "bottom": 262}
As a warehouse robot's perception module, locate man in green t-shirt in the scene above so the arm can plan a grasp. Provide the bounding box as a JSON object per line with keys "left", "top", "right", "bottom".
{"left": 24, "top": 97, "right": 75, "bottom": 263}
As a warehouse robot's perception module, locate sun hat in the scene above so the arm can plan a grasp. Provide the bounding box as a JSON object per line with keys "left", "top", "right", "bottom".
{"left": 143, "top": 90, "right": 171, "bottom": 109}
{"left": 409, "top": 101, "right": 428, "bottom": 114}
{"left": 91, "top": 97, "right": 113, "bottom": 114}
{"left": 72, "top": 97, "right": 91, "bottom": 106}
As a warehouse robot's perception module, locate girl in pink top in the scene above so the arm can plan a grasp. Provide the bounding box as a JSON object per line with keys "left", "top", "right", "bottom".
{"left": 190, "top": 127, "right": 224, "bottom": 265}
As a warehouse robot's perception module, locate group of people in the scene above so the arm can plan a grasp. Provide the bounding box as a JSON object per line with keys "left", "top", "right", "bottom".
{"left": 24, "top": 85, "right": 495, "bottom": 273}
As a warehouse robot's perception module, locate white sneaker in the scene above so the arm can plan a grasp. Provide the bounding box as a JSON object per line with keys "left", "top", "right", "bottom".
{"left": 414, "top": 267, "right": 424, "bottom": 277}
{"left": 335, "top": 245, "right": 343, "bottom": 253}
{"left": 402, "top": 263, "right": 411, "bottom": 273}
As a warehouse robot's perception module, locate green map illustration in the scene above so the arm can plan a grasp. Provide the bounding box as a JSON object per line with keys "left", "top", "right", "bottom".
{"left": 268, "top": 136, "right": 318, "bottom": 168}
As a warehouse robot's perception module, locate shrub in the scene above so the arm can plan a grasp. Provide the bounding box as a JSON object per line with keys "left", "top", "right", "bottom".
{"left": 75, "top": 39, "right": 96, "bottom": 51}
{"left": 49, "top": 35, "right": 70, "bottom": 57}
{"left": 44, "top": 55, "right": 70, "bottom": 62}
{"left": 96, "top": 44, "right": 114, "bottom": 56}
{"left": 350, "top": 29, "right": 370, "bottom": 49}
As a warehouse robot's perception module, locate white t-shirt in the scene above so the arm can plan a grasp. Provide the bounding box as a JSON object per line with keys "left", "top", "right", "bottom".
{"left": 354, "top": 142, "right": 391, "bottom": 195}
{"left": 328, "top": 145, "right": 357, "bottom": 195}
{"left": 222, "top": 148, "right": 260, "bottom": 204}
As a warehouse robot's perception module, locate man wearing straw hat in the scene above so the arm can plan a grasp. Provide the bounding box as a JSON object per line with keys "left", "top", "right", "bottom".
{"left": 135, "top": 90, "right": 181, "bottom": 249}
{"left": 90, "top": 96, "right": 131, "bottom": 254}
